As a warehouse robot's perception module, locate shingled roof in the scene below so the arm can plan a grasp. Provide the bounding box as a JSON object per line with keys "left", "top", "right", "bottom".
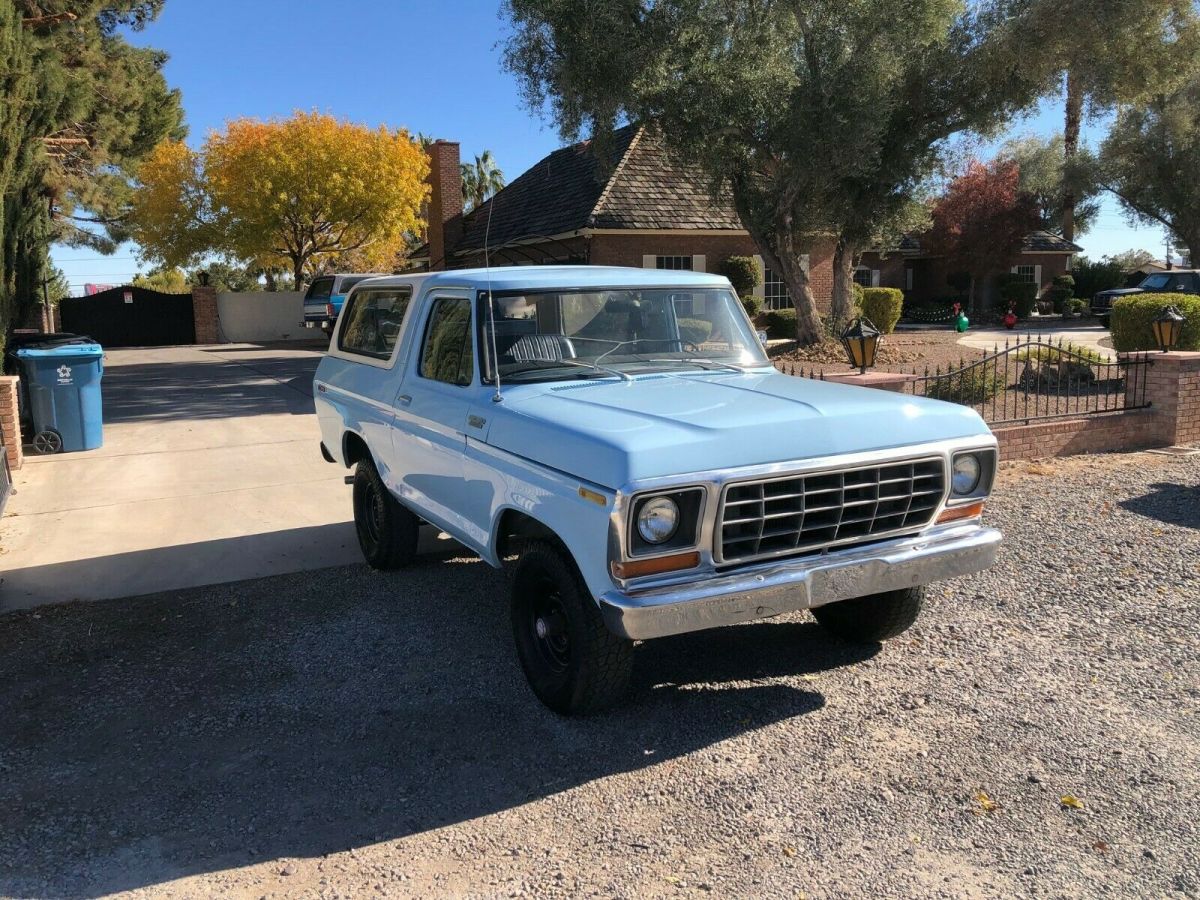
{"left": 451, "top": 125, "right": 740, "bottom": 256}
{"left": 893, "top": 229, "right": 1082, "bottom": 256}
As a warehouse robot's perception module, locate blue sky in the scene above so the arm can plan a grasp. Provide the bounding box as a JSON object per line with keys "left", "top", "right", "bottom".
{"left": 53, "top": 0, "right": 1173, "bottom": 292}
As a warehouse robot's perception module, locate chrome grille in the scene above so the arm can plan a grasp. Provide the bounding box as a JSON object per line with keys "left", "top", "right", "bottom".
{"left": 717, "top": 459, "right": 946, "bottom": 564}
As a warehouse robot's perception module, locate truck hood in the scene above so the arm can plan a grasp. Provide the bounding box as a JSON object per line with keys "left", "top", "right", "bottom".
{"left": 1096, "top": 287, "right": 1143, "bottom": 298}
{"left": 485, "top": 369, "right": 991, "bottom": 488}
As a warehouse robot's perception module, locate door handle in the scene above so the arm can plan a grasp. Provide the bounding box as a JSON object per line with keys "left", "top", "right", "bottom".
{"left": 396, "top": 394, "right": 412, "bottom": 406}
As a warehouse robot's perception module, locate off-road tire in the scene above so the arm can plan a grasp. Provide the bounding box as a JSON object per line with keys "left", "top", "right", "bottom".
{"left": 352, "top": 456, "right": 418, "bottom": 570}
{"left": 511, "top": 540, "right": 633, "bottom": 715}
{"left": 811, "top": 586, "right": 925, "bottom": 643}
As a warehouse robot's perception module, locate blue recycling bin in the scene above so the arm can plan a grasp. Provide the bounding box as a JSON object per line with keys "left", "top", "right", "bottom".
{"left": 14, "top": 338, "right": 104, "bottom": 454}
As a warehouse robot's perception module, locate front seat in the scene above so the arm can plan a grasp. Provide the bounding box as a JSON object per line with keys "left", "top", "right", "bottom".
{"left": 507, "top": 334, "right": 576, "bottom": 363}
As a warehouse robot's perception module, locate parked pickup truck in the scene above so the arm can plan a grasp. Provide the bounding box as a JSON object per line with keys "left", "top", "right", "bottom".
{"left": 1091, "top": 269, "right": 1200, "bottom": 327}
{"left": 302, "top": 272, "right": 387, "bottom": 332}
{"left": 313, "top": 266, "right": 1001, "bottom": 714}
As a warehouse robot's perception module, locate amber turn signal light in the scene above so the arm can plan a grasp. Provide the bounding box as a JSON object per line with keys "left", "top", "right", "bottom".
{"left": 611, "top": 551, "right": 701, "bottom": 579}
{"left": 936, "top": 500, "right": 986, "bottom": 524}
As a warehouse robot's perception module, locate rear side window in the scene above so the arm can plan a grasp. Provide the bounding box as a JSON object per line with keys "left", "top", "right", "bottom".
{"left": 420, "top": 297, "right": 474, "bottom": 385}
{"left": 305, "top": 276, "right": 334, "bottom": 301}
{"left": 338, "top": 287, "right": 413, "bottom": 360}
{"left": 336, "top": 276, "right": 371, "bottom": 294}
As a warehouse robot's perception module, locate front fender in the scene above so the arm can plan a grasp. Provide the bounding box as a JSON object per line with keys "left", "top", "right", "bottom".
{"left": 467, "top": 439, "right": 615, "bottom": 600}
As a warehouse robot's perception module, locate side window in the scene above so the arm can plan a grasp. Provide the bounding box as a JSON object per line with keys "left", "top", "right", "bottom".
{"left": 338, "top": 287, "right": 412, "bottom": 360}
{"left": 420, "top": 297, "right": 474, "bottom": 386}
{"left": 305, "top": 276, "right": 334, "bottom": 301}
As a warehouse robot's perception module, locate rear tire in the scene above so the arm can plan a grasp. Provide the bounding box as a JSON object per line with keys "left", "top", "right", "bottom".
{"left": 1098, "top": 315, "right": 1110, "bottom": 329}
{"left": 511, "top": 541, "right": 633, "bottom": 715}
{"left": 811, "top": 586, "right": 925, "bottom": 643}
{"left": 352, "top": 456, "right": 418, "bottom": 570}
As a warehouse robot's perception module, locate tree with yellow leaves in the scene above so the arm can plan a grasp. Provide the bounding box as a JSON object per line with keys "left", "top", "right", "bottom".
{"left": 130, "top": 111, "right": 429, "bottom": 286}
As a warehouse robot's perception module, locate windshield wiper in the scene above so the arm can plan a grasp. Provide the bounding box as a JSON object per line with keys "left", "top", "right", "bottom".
{"left": 504, "top": 359, "right": 633, "bottom": 382}
{"left": 638, "top": 358, "right": 747, "bottom": 373}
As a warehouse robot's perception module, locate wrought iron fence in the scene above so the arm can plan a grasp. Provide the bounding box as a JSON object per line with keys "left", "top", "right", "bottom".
{"left": 902, "top": 336, "right": 1152, "bottom": 425}
{"left": 773, "top": 336, "right": 1153, "bottom": 426}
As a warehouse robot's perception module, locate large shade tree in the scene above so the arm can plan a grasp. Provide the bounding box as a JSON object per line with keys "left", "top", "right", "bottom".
{"left": 1000, "top": 134, "right": 1100, "bottom": 237}
{"left": 131, "top": 112, "right": 429, "bottom": 286}
{"left": 1, "top": 0, "right": 183, "bottom": 341}
{"left": 503, "top": 0, "right": 1058, "bottom": 345}
{"left": 1099, "top": 74, "right": 1200, "bottom": 263}
{"left": 1029, "top": 0, "right": 1200, "bottom": 242}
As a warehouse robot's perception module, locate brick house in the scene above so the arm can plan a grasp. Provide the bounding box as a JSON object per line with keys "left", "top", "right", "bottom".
{"left": 412, "top": 125, "right": 834, "bottom": 311}
{"left": 857, "top": 231, "right": 1082, "bottom": 307}
{"left": 414, "top": 125, "right": 1079, "bottom": 311}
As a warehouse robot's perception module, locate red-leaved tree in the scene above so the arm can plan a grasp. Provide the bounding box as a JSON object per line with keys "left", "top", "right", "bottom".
{"left": 927, "top": 160, "right": 1041, "bottom": 309}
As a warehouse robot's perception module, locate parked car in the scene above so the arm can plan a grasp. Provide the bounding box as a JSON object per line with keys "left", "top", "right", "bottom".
{"left": 313, "top": 266, "right": 1002, "bottom": 714}
{"left": 301, "top": 272, "right": 387, "bottom": 333}
{"left": 1091, "top": 269, "right": 1200, "bottom": 327}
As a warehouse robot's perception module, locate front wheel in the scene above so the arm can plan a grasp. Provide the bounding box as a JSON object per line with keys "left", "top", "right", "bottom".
{"left": 511, "top": 541, "right": 633, "bottom": 714}
{"left": 352, "top": 456, "right": 418, "bottom": 570}
{"left": 811, "top": 586, "right": 925, "bottom": 643}
{"left": 1097, "top": 315, "right": 1110, "bottom": 329}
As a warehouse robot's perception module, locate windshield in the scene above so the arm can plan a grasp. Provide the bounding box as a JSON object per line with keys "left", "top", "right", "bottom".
{"left": 480, "top": 288, "right": 768, "bottom": 383}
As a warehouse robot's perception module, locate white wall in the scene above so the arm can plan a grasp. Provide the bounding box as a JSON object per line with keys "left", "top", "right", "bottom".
{"left": 216, "top": 291, "right": 311, "bottom": 343}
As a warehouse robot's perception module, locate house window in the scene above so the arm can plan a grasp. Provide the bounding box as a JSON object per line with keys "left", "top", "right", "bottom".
{"left": 762, "top": 267, "right": 792, "bottom": 310}
{"left": 1014, "top": 265, "right": 1037, "bottom": 284}
{"left": 853, "top": 267, "right": 874, "bottom": 287}
{"left": 655, "top": 256, "right": 693, "bottom": 271}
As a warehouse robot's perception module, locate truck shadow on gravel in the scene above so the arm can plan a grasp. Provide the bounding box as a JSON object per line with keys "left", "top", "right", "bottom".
{"left": 0, "top": 556, "right": 877, "bottom": 898}
{"left": 1119, "top": 481, "right": 1200, "bottom": 529}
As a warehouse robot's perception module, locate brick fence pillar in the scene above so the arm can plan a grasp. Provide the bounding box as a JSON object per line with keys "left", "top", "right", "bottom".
{"left": 191, "top": 285, "right": 220, "bottom": 344}
{"left": 1144, "top": 351, "right": 1200, "bottom": 447}
{"left": 821, "top": 371, "right": 916, "bottom": 393}
{"left": 0, "top": 376, "right": 23, "bottom": 470}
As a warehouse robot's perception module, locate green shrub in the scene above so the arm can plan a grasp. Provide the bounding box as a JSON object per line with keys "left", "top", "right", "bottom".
{"left": 946, "top": 271, "right": 971, "bottom": 296}
{"left": 858, "top": 287, "right": 903, "bottom": 333}
{"left": 1043, "top": 273, "right": 1076, "bottom": 315}
{"left": 1110, "top": 293, "right": 1200, "bottom": 352}
{"left": 678, "top": 317, "right": 714, "bottom": 344}
{"left": 852, "top": 281, "right": 865, "bottom": 311}
{"left": 926, "top": 367, "right": 1005, "bottom": 404}
{"left": 1001, "top": 281, "right": 1038, "bottom": 318}
{"left": 761, "top": 308, "right": 796, "bottom": 339}
{"left": 1070, "top": 256, "right": 1125, "bottom": 299}
{"left": 1052, "top": 273, "right": 1075, "bottom": 291}
{"left": 740, "top": 294, "right": 760, "bottom": 318}
{"left": 718, "top": 256, "right": 760, "bottom": 296}
{"left": 1069, "top": 298, "right": 1087, "bottom": 315}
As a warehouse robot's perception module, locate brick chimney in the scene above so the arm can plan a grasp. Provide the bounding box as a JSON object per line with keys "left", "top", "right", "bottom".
{"left": 426, "top": 140, "right": 463, "bottom": 271}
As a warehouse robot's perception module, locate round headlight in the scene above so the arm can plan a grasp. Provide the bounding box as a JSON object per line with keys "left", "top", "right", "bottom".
{"left": 637, "top": 496, "right": 679, "bottom": 544}
{"left": 952, "top": 454, "right": 982, "bottom": 495}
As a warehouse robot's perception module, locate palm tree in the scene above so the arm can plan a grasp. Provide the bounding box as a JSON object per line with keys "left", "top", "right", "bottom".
{"left": 461, "top": 150, "right": 505, "bottom": 212}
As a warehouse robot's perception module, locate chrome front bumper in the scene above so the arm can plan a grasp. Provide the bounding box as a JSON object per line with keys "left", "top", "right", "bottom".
{"left": 598, "top": 522, "right": 1001, "bottom": 640}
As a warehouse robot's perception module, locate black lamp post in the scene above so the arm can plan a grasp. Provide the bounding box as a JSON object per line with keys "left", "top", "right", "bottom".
{"left": 1152, "top": 306, "right": 1186, "bottom": 353}
{"left": 840, "top": 317, "right": 882, "bottom": 374}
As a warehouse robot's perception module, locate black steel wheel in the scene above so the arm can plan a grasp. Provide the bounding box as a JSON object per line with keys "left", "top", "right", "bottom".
{"left": 32, "top": 430, "right": 63, "bottom": 455}
{"left": 811, "top": 585, "right": 925, "bottom": 643}
{"left": 511, "top": 541, "right": 633, "bottom": 715}
{"left": 352, "top": 456, "right": 418, "bottom": 570}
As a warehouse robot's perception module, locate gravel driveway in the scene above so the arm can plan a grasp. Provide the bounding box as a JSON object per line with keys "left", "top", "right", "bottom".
{"left": 1, "top": 451, "right": 1197, "bottom": 899}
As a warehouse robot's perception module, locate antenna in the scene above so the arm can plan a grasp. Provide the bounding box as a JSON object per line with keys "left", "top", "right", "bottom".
{"left": 484, "top": 192, "right": 502, "bottom": 403}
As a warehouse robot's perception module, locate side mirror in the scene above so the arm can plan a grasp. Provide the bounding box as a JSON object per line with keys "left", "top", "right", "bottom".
{"left": 757, "top": 330, "right": 769, "bottom": 347}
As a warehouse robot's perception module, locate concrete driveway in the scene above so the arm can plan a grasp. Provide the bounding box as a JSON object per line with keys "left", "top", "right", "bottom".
{"left": 0, "top": 343, "right": 430, "bottom": 611}
{"left": 957, "top": 323, "right": 1116, "bottom": 359}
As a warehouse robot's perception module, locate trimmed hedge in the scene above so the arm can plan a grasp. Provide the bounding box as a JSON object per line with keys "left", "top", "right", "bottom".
{"left": 678, "top": 317, "right": 714, "bottom": 344}
{"left": 718, "top": 256, "right": 760, "bottom": 296}
{"left": 1001, "top": 280, "right": 1038, "bottom": 318}
{"left": 1110, "top": 293, "right": 1200, "bottom": 352}
{"left": 740, "top": 294, "right": 761, "bottom": 318}
{"left": 761, "top": 308, "right": 796, "bottom": 339}
{"left": 859, "top": 287, "right": 903, "bottom": 334}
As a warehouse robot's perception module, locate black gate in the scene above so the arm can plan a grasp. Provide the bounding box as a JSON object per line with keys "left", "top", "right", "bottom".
{"left": 60, "top": 285, "right": 195, "bottom": 347}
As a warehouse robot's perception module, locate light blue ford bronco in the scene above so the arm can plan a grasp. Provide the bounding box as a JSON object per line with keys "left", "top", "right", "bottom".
{"left": 314, "top": 266, "right": 1001, "bottom": 714}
